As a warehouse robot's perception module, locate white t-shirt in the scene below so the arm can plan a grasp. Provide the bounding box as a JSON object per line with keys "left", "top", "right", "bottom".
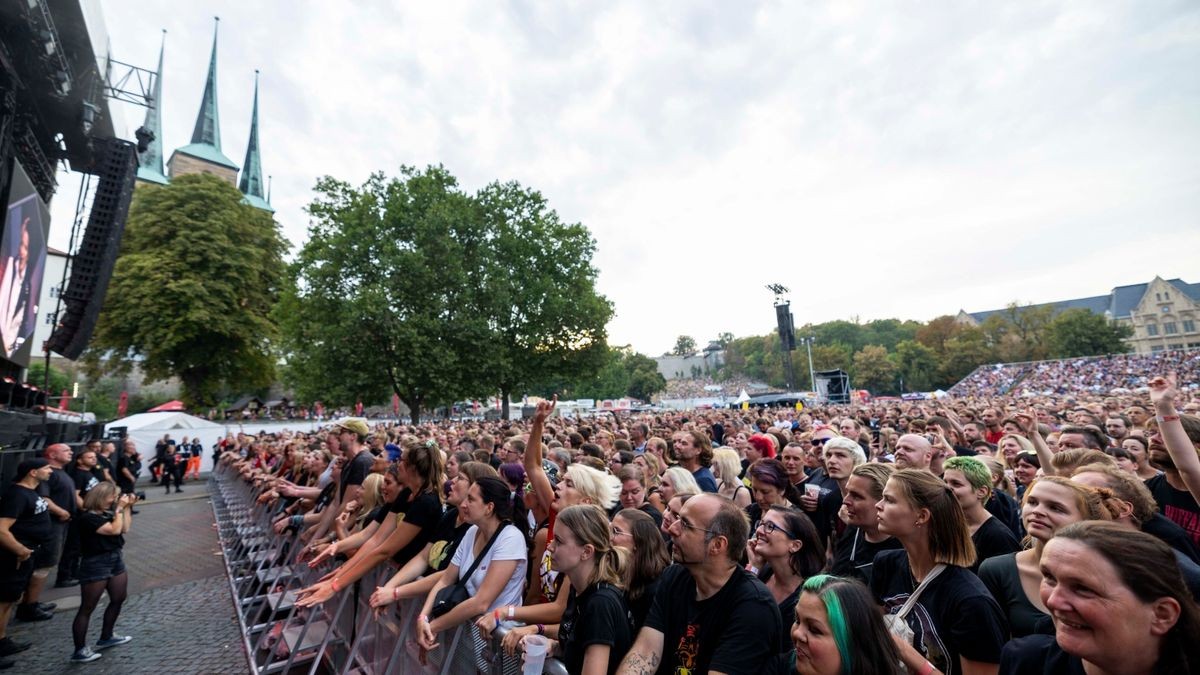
{"left": 451, "top": 523, "right": 528, "bottom": 611}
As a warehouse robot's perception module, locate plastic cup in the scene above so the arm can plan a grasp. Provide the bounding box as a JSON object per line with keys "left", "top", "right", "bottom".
{"left": 522, "top": 635, "right": 548, "bottom": 675}
{"left": 804, "top": 483, "right": 821, "bottom": 499}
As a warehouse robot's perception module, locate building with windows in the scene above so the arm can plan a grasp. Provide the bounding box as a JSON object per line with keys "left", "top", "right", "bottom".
{"left": 956, "top": 276, "right": 1200, "bottom": 354}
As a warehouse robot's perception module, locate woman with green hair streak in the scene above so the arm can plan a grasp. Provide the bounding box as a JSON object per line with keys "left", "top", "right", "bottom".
{"left": 769, "top": 574, "right": 903, "bottom": 674}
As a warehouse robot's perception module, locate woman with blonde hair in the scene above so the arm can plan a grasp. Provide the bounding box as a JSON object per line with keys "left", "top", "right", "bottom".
{"left": 71, "top": 481, "right": 136, "bottom": 662}
{"left": 872, "top": 469, "right": 1008, "bottom": 675}
{"left": 508, "top": 504, "right": 634, "bottom": 673}
{"left": 659, "top": 466, "right": 701, "bottom": 504}
{"left": 711, "top": 447, "right": 751, "bottom": 508}
{"left": 978, "top": 475, "right": 1124, "bottom": 639}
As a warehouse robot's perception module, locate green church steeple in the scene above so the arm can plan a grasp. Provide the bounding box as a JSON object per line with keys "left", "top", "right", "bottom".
{"left": 239, "top": 71, "right": 273, "bottom": 212}
{"left": 171, "top": 17, "right": 238, "bottom": 173}
{"left": 136, "top": 31, "right": 169, "bottom": 185}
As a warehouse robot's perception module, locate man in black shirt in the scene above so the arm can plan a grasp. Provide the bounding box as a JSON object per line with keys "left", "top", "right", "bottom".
{"left": 618, "top": 493, "right": 781, "bottom": 674}
{"left": 17, "top": 444, "right": 74, "bottom": 621}
{"left": 307, "top": 418, "right": 372, "bottom": 544}
{"left": 0, "top": 458, "right": 56, "bottom": 663}
{"left": 60, "top": 448, "right": 103, "bottom": 588}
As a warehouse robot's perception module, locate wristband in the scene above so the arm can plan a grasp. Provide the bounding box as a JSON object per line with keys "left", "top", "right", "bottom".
{"left": 331, "top": 577, "right": 341, "bottom": 592}
{"left": 745, "top": 564, "right": 759, "bottom": 575}
{"left": 494, "top": 609, "right": 501, "bottom": 623}
{"left": 418, "top": 614, "right": 429, "bottom": 624}
{"left": 507, "top": 605, "right": 515, "bottom": 619}
{"left": 1157, "top": 414, "right": 1181, "bottom": 423}
{"left": 536, "top": 623, "right": 545, "bottom": 636}
{"left": 394, "top": 587, "right": 400, "bottom": 601}
{"left": 921, "top": 661, "right": 936, "bottom": 675}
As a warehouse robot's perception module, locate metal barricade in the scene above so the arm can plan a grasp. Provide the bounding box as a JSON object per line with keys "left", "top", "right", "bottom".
{"left": 210, "top": 463, "right": 570, "bottom": 674}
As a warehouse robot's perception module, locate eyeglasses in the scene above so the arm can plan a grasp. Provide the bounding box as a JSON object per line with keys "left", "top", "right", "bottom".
{"left": 758, "top": 520, "right": 798, "bottom": 539}
{"left": 677, "top": 518, "right": 717, "bottom": 536}
{"left": 611, "top": 525, "right": 628, "bottom": 537}
{"left": 810, "top": 438, "right": 830, "bottom": 446}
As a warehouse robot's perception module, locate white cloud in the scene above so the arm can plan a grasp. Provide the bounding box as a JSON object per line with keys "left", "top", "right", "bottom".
{"left": 51, "top": 0, "right": 1200, "bottom": 357}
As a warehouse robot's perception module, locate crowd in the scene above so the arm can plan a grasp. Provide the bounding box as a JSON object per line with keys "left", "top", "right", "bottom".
{"left": 158, "top": 369, "right": 1200, "bottom": 674}
{"left": 949, "top": 348, "right": 1200, "bottom": 398}
{"left": 658, "top": 376, "right": 768, "bottom": 401}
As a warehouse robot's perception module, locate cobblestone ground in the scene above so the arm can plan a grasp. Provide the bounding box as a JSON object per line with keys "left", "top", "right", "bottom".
{"left": 7, "top": 479, "right": 248, "bottom": 674}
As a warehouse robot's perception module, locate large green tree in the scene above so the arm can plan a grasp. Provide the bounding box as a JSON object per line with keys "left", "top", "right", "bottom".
{"left": 84, "top": 174, "right": 287, "bottom": 406}
{"left": 474, "top": 181, "right": 612, "bottom": 418}
{"left": 1046, "top": 309, "right": 1133, "bottom": 358}
{"left": 852, "top": 345, "right": 896, "bottom": 394}
{"left": 891, "top": 339, "right": 938, "bottom": 392}
{"left": 278, "top": 167, "right": 489, "bottom": 422}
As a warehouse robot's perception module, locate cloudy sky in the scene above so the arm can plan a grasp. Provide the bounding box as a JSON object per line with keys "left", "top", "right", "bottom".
{"left": 54, "top": 1, "right": 1200, "bottom": 356}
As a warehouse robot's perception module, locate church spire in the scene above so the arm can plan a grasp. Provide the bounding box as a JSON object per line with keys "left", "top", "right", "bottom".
{"left": 239, "top": 70, "right": 273, "bottom": 212}
{"left": 136, "top": 31, "right": 168, "bottom": 185}
{"left": 169, "top": 16, "right": 238, "bottom": 177}
{"left": 191, "top": 17, "right": 222, "bottom": 148}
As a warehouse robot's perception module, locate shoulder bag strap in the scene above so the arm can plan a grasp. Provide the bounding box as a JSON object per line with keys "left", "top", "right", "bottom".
{"left": 459, "top": 523, "right": 508, "bottom": 582}
{"left": 896, "top": 563, "right": 946, "bottom": 620}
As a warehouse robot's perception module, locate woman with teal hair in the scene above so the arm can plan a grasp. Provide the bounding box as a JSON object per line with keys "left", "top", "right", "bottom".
{"left": 769, "top": 574, "right": 903, "bottom": 674}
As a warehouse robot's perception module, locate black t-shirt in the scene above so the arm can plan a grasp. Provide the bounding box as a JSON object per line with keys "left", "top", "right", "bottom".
{"left": 46, "top": 467, "right": 77, "bottom": 514}
{"left": 339, "top": 449, "right": 374, "bottom": 500}
{"left": 559, "top": 582, "right": 633, "bottom": 675}
{"left": 644, "top": 564, "right": 782, "bottom": 674}
{"left": 1144, "top": 513, "right": 1200, "bottom": 564}
{"left": 870, "top": 550, "right": 1009, "bottom": 674}
{"left": 971, "top": 517, "right": 1021, "bottom": 573}
{"left": 314, "top": 482, "right": 336, "bottom": 513}
{"left": 0, "top": 483, "right": 53, "bottom": 546}
{"left": 69, "top": 466, "right": 102, "bottom": 496}
{"left": 628, "top": 576, "right": 660, "bottom": 633}
{"left": 999, "top": 634, "right": 1086, "bottom": 675}
{"left": 387, "top": 488, "right": 443, "bottom": 566}
{"left": 97, "top": 454, "right": 113, "bottom": 477}
{"left": 829, "top": 526, "right": 903, "bottom": 585}
{"left": 985, "top": 490, "right": 1023, "bottom": 539}
{"left": 1146, "top": 474, "right": 1200, "bottom": 547}
{"left": 78, "top": 511, "right": 124, "bottom": 556}
{"left": 427, "top": 506, "right": 469, "bottom": 573}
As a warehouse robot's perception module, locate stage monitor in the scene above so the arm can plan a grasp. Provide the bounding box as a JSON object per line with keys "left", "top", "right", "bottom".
{"left": 0, "top": 159, "right": 51, "bottom": 368}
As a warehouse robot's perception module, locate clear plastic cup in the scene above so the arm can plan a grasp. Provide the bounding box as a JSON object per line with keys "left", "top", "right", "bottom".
{"left": 804, "top": 483, "right": 821, "bottom": 499}
{"left": 522, "top": 635, "right": 548, "bottom": 675}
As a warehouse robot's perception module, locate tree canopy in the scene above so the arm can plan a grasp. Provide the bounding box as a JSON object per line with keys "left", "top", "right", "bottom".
{"left": 84, "top": 174, "right": 287, "bottom": 406}
{"left": 277, "top": 166, "right": 612, "bottom": 421}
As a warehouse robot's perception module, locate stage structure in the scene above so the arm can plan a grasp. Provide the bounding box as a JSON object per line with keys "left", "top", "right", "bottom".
{"left": 0, "top": 0, "right": 156, "bottom": 477}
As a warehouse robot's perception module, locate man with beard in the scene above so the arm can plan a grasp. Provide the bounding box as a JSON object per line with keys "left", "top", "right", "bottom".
{"left": 617, "top": 494, "right": 781, "bottom": 675}
{"left": 1145, "top": 376, "right": 1200, "bottom": 547}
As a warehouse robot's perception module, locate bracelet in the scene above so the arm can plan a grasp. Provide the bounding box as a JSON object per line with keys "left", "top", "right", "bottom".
{"left": 331, "top": 577, "right": 341, "bottom": 592}
{"left": 493, "top": 609, "right": 501, "bottom": 623}
{"left": 536, "top": 623, "right": 545, "bottom": 636}
{"left": 507, "top": 605, "right": 515, "bottom": 619}
{"left": 921, "top": 661, "right": 936, "bottom": 675}
{"left": 745, "top": 564, "right": 759, "bottom": 575}
{"left": 1157, "top": 414, "right": 1181, "bottom": 423}
{"left": 418, "top": 614, "right": 429, "bottom": 624}
{"left": 394, "top": 587, "right": 400, "bottom": 601}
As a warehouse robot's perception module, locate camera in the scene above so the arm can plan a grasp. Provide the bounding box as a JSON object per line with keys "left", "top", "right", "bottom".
{"left": 135, "top": 491, "right": 147, "bottom": 501}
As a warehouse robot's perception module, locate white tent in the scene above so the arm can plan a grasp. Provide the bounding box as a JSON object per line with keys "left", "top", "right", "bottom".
{"left": 735, "top": 389, "right": 751, "bottom": 403}
{"left": 105, "top": 412, "right": 227, "bottom": 475}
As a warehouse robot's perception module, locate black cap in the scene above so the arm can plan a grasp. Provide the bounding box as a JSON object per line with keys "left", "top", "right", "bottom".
{"left": 15, "top": 457, "right": 50, "bottom": 480}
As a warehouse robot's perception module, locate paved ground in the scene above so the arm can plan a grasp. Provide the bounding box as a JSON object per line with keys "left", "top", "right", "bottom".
{"left": 7, "top": 477, "right": 247, "bottom": 674}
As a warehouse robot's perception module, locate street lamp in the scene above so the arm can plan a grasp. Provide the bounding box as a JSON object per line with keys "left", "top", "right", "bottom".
{"left": 799, "top": 336, "right": 816, "bottom": 392}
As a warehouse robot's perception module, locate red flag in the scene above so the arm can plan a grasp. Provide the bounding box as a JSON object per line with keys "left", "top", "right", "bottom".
{"left": 355, "top": 400, "right": 363, "bottom": 416}
{"left": 392, "top": 393, "right": 400, "bottom": 417}
{"left": 60, "top": 388, "right": 70, "bottom": 411}
{"left": 118, "top": 391, "right": 128, "bottom": 417}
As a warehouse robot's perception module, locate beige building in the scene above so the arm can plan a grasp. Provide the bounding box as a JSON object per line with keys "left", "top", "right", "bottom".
{"left": 956, "top": 276, "right": 1200, "bottom": 355}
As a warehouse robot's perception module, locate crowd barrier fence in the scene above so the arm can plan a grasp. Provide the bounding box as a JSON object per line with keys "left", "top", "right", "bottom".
{"left": 209, "top": 464, "right": 568, "bottom": 674}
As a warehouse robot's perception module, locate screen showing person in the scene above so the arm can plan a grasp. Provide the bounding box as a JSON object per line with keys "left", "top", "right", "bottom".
{"left": 1, "top": 159, "right": 50, "bottom": 366}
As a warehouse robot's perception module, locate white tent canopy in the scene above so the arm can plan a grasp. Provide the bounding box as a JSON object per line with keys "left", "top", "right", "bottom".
{"left": 735, "top": 389, "right": 751, "bottom": 403}
{"left": 106, "top": 412, "right": 227, "bottom": 475}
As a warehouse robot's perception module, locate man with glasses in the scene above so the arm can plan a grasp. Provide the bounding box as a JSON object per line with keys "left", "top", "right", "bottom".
{"left": 618, "top": 494, "right": 781, "bottom": 675}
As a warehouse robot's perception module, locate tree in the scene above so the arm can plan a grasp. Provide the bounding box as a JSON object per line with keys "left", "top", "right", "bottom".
{"left": 891, "top": 339, "right": 938, "bottom": 392}
{"left": 716, "top": 332, "right": 734, "bottom": 348}
{"left": 474, "top": 181, "right": 613, "bottom": 418}
{"left": 916, "top": 315, "right": 963, "bottom": 356}
{"left": 278, "top": 167, "right": 489, "bottom": 423}
{"left": 1046, "top": 309, "right": 1133, "bottom": 358}
{"left": 852, "top": 345, "right": 896, "bottom": 394}
{"left": 84, "top": 174, "right": 287, "bottom": 406}
{"left": 939, "top": 327, "right": 995, "bottom": 387}
{"left": 673, "top": 335, "right": 697, "bottom": 356}
{"left": 27, "top": 362, "right": 70, "bottom": 397}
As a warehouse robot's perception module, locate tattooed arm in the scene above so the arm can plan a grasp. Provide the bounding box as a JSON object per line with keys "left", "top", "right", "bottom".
{"left": 617, "top": 626, "right": 664, "bottom": 675}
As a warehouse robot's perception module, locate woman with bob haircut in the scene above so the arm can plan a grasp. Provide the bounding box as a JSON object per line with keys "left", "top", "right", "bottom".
{"left": 659, "top": 466, "right": 701, "bottom": 504}
{"left": 746, "top": 458, "right": 802, "bottom": 533}
{"left": 712, "top": 447, "right": 751, "bottom": 508}
{"left": 609, "top": 508, "right": 669, "bottom": 631}
{"left": 70, "top": 481, "right": 136, "bottom": 663}
{"left": 1000, "top": 522, "right": 1200, "bottom": 675}
{"left": 769, "top": 574, "right": 903, "bottom": 675}
{"left": 871, "top": 469, "right": 1008, "bottom": 675}
{"left": 978, "top": 476, "right": 1123, "bottom": 639}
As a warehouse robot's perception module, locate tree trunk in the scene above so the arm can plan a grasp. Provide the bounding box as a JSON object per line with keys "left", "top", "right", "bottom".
{"left": 500, "top": 386, "right": 511, "bottom": 420}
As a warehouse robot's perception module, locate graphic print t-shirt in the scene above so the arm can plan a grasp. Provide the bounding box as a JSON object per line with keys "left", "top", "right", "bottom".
{"left": 870, "top": 551, "right": 1009, "bottom": 675}
{"left": 644, "top": 564, "right": 781, "bottom": 675}
{"left": 1146, "top": 473, "right": 1200, "bottom": 546}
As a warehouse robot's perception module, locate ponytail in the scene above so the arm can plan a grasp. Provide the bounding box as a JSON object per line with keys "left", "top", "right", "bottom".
{"left": 557, "top": 504, "right": 625, "bottom": 589}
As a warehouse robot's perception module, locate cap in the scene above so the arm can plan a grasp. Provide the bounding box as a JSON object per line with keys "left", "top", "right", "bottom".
{"left": 16, "top": 457, "right": 50, "bottom": 479}
{"left": 332, "top": 417, "right": 370, "bottom": 438}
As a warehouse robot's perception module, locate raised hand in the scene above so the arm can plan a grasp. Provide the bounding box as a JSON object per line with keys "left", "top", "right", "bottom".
{"left": 1149, "top": 373, "right": 1179, "bottom": 412}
